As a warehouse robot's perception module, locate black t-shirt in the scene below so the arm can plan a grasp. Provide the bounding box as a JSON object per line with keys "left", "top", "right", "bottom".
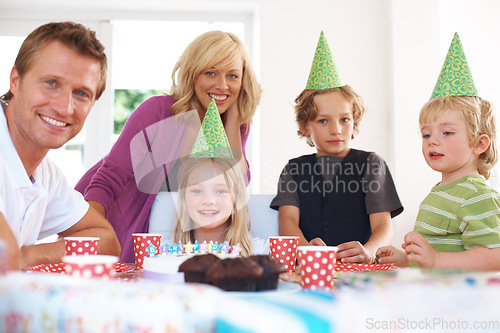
{"left": 271, "top": 152, "right": 403, "bottom": 218}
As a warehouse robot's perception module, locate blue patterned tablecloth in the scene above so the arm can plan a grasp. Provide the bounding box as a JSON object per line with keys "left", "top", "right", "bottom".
{"left": 1, "top": 269, "right": 500, "bottom": 333}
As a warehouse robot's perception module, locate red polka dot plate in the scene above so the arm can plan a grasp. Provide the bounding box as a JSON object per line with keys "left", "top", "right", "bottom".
{"left": 23, "top": 262, "right": 134, "bottom": 274}
{"left": 23, "top": 263, "right": 66, "bottom": 273}
{"left": 335, "top": 263, "right": 397, "bottom": 272}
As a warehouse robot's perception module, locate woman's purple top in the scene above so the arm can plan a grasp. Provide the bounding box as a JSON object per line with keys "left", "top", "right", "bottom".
{"left": 75, "top": 95, "right": 250, "bottom": 263}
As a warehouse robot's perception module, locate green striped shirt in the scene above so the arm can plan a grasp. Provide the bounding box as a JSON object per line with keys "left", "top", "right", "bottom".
{"left": 414, "top": 175, "right": 500, "bottom": 252}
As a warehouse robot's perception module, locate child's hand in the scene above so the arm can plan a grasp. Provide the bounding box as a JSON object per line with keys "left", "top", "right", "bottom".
{"left": 308, "top": 237, "right": 326, "bottom": 246}
{"left": 336, "top": 241, "right": 372, "bottom": 264}
{"left": 403, "top": 231, "right": 439, "bottom": 269}
{"left": 375, "top": 245, "right": 409, "bottom": 267}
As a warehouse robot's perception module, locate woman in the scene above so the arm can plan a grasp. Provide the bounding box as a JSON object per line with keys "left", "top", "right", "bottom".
{"left": 75, "top": 31, "right": 262, "bottom": 263}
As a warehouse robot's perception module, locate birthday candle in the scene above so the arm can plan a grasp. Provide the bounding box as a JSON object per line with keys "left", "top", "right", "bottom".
{"left": 172, "top": 243, "right": 180, "bottom": 254}
{"left": 146, "top": 243, "right": 157, "bottom": 257}
{"left": 193, "top": 240, "right": 200, "bottom": 253}
{"left": 212, "top": 241, "right": 220, "bottom": 254}
{"left": 184, "top": 242, "right": 193, "bottom": 254}
{"left": 220, "top": 241, "right": 230, "bottom": 254}
{"left": 160, "top": 243, "right": 170, "bottom": 255}
{"left": 231, "top": 243, "right": 242, "bottom": 256}
{"left": 200, "top": 241, "right": 208, "bottom": 253}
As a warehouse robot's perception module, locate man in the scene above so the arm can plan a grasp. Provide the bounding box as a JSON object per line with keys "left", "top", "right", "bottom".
{"left": 0, "top": 21, "right": 120, "bottom": 270}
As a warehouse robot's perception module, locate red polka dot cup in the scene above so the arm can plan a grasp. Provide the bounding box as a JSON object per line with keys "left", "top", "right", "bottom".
{"left": 64, "top": 237, "right": 99, "bottom": 256}
{"left": 269, "top": 236, "right": 299, "bottom": 272}
{"left": 297, "top": 246, "right": 338, "bottom": 290}
{"left": 63, "top": 255, "right": 118, "bottom": 279}
{"left": 132, "top": 233, "right": 161, "bottom": 269}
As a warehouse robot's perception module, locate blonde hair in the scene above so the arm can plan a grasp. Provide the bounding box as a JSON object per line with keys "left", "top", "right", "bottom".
{"left": 294, "top": 86, "right": 367, "bottom": 147}
{"left": 419, "top": 96, "right": 497, "bottom": 179}
{"left": 172, "top": 158, "right": 253, "bottom": 256}
{"left": 169, "top": 31, "right": 262, "bottom": 126}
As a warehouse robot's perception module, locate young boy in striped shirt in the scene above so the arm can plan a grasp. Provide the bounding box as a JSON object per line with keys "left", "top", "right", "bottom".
{"left": 377, "top": 96, "right": 500, "bottom": 270}
{"left": 377, "top": 34, "right": 500, "bottom": 271}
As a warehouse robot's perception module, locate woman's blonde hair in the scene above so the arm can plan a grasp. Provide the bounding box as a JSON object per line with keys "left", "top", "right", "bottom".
{"left": 172, "top": 158, "right": 253, "bottom": 256}
{"left": 294, "top": 86, "right": 367, "bottom": 147}
{"left": 169, "top": 31, "right": 262, "bottom": 126}
{"left": 419, "top": 96, "right": 497, "bottom": 179}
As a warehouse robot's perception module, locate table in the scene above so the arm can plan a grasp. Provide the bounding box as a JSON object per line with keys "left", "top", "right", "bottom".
{"left": 2, "top": 267, "right": 500, "bottom": 332}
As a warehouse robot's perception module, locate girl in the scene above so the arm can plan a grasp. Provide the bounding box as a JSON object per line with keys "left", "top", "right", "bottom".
{"left": 173, "top": 158, "right": 268, "bottom": 257}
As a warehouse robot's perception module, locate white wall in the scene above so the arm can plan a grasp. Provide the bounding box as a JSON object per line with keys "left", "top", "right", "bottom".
{"left": 390, "top": 0, "right": 443, "bottom": 247}
{"left": 2, "top": 0, "right": 500, "bottom": 247}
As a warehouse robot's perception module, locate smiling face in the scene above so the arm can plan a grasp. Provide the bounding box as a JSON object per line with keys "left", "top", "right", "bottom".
{"left": 194, "top": 59, "right": 243, "bottom": 114}
{"left": 6, "top": 40, "right": 100, "bottom": 161}
{"left": 299, "top": 90, "right": 354, "bottom": 157}
{"left": 184, "top": 162, "right": 234, "bottom": 232}
{"left": 420, "top": 109, "right": 482, "bottom": 184}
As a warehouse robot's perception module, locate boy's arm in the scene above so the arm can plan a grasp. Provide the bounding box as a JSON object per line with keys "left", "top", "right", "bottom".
{"left": 278, "top": 205, "right": 322, "bottom": 246}
{"left": 337, "top": 211, "right": 393, "bottom": 263}
{"left": 433, "top": 247, "right": 500, "bottom": 271}
{"left": 20, "top": 206, "right": 121, "bottom": 268}
{"left": 0, "top": 214, "right": 20, "bottom": 270}
{"left": 404, "top": 231, "right": 500, "bottom": 270}
{"left": 364, "top": 211, "right": 393, "bottom": 260}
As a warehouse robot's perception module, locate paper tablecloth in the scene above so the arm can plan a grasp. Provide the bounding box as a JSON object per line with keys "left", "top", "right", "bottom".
{"left": 0, "top": 272, "right": 220, "bottom": 332}
{"left": 2, "top": 269, "right": 500, "bottom": 333}
{"left": 0, "top": 272, "right": 335, "bottom": 333}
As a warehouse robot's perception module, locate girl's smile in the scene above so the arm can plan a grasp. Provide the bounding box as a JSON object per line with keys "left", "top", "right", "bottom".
{"left": 185, "top": 165, "right": 234, "bottom": 231}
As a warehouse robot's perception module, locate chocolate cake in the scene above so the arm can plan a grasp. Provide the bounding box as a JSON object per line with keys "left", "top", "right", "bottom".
{"left": 178, "top": 254, "right": 285, "bottom": 292}
{"left": 178, "top": 253, "right": 220, "bottom": 283}
{"left": 205, "top": 257, "right": 264, "bottom": 291}
{"left": 249, "top": 255, "right": 286, "bottom": 291}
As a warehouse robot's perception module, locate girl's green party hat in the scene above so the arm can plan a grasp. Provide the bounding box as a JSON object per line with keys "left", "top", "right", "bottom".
{"left": 189, "top": 98, "right": 233, "bottom": 159}
{"left": 305, "top": 31, "right": 345, "bottom": 90}
{"left": 431, "top": 33, "right": 478, "bottom": 99}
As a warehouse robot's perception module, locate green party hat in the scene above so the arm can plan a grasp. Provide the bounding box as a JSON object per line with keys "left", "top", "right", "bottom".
{"left": 430, "top": 32, "right": 478, "bottom": 99}
{"left": 305, "top": 31, "right": 345, "bottom": 90}
{"left": 189, "top": 98, "right": 233, "bottom": 158}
